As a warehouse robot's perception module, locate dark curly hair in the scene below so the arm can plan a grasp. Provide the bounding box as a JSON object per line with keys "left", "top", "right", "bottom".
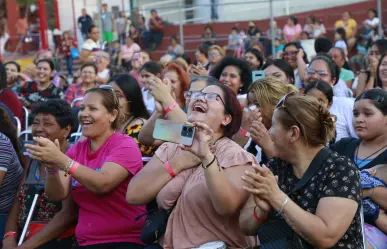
{"left": 210, "top": 56, "right": 252, "bottom": 94}
{"left": 31, "top": 99, "right": 75, "bottom": 130}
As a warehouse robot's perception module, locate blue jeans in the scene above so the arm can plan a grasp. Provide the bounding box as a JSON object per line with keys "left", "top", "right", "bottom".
{"left": 142, "top": 31, "right": 164, "bottom": 50}
{"left": 65, "top": 56, "right": 73, "bottom": 76}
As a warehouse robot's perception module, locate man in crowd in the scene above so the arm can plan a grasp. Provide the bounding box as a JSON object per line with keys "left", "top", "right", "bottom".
{"left": 78, "top": 8, "right": 93, "bottom": 41}
{"left": 101, "top": 3, "right": 115, "bottom": 44}
{"left": 142, "top": 9, "right": 164, "bottom": 51}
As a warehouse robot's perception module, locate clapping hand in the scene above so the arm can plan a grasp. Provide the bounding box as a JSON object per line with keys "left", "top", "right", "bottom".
{"left": 24, "top": 137, "right": 66, "bottom": 168}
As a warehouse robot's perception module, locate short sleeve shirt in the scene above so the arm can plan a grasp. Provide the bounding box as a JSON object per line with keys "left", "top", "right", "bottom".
{"left": 19, "top": 81, "right": 64, "bottom": 105}
{"left": 0, "top": 133, "right": 23, "bottom": 213}
{"left": 78, "top": 15, "right": 93, "bottom": 34}
{"left": 267, "top": 149, "right": 363, "bottom": 249}
{"left": 335, "top": 19, "right": 357, "bottom": 37}
{"left": 101, "top": 12, "right": 113, "bottom": 32}
{"left": 68, "top": 132, "right": 145, "bottom": 246}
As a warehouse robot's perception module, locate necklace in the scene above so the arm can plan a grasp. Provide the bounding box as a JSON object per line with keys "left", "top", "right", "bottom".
{"left": 354, "top": 141, "right": 387, "bottom": 167}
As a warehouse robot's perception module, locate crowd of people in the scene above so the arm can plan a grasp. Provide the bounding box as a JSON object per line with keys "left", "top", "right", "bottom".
{"left": 0, "top": 4, "right": 387, "bottom": 249}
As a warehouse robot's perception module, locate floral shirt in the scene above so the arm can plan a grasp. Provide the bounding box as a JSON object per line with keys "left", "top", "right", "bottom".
{"left": 267, "top": 149, "right": 363, "bottom": 249}
{"left": 124, "top": 122, "right": 156, "bottom": 157}
{"left": 19, "top": 81, "right": 64, "bottom": 106}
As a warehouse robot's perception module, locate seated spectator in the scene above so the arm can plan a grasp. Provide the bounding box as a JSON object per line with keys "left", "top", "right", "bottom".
{"left": 127, "top": 82, "right": 257, "bottom": 248}
{"left": 245, "top": 21, "right": 262, "bottom": 49}
{"left": 223, "top": 27, "right": 242, "bottom": 52}
{"left": 375, "top": 53, "right": 387, "bottom": 91}
{"left": 210, "top": 56, "right": 252, "bottom": 99}
{"left": 0, "top": 108, "right": 23, "bottom": 245}
{"left": 313, "top": 18, "right": 326, "bottom": 38}
{"left": 129, "top": 8, "right": 144, "bottom": 33}
{"left": 129, "top": 51, "right": 151, "bottom": 87}
{"left": 363, "top": 9, "right": 380, "bottom": 34}
{"left": 19, "top": 59, "right": 64, "bottom": 108}
{"left": 140, "top": 61, "right": 163, "bottom": 114}
{"left": 262, "top": 59, "right": 295, "bottom": 85}
{"left": 314, "top": 37, "right": 333, "bottom": 54}
{"left": 283, "top": 16, "right": 302, "bottom": 43}
{"left": 143, "top": 9, "right": 164, "bottom": 51}
{"left": 110, "top": 40, "right": 121, "bottom": 66}
{"left": 0, "top": 63, "right": 23, "bottom": 122}
{"left": 282, "top": 42, "right": 308, "bottom": 89}
{"left": 33, "top": 50, "right": 67, "bottom": 89}
{"left": 119, "top": 36, "right": 141, "bottom": 68}
{"left": 303, "top": 15, "right": 316, "bottom": 38}
{"left": 136, "top": 16, "right": 146, "bottom": 37}
{"left": 93, "top": 51, "right": 111, "bottom": 85}
{"left": 64, "top": 63, "right": 97, "bottom": 107}
{"left": 80, "top": 25, "right": 101, "bottom": 62}
{"left": 330, "top": 47, "right": 354, "bottom": 88}
{"left": 4, "top": 61, "right": 30, "bottom": 95}
{"left": 194, "top": 44, "right": 210, "bottom": 68}
{"left": 129, "top": 24, "right": 140, "bottom": 44}
{"left": 332, "top": 89, "right": 387, "bottom": 248}
{"left": 240, "top": 94, "right": 362, "bottom": 249}
{"left": 207, "top": 45, "right": 225, "bottom": 72}
{"left": 300, "top": 31, "right": 310, "bottom": 40}
{"left": 202, "top": 24, "right": 216, "bottom": 46}
{"left": 163, "top": 62, "right": 190, "bottom": 109}
{"left": 110, "top": 74, "right": 156, "bottom": 157}
{"left": 167, "top": 36, "right": 184, "bottom": 59}
{"left": 243, "top": 48, "right": 264, "bottom": 71}
{"left": 2, "top": 100, "right": 77, "bottom": 249}
{"left": 334, "top": 11, "right": 357, "bottom": 52}
{"left": 334, "top": 28, "right": 348, "bottom": 57}
{"left": 26, "top": 87, "right": 146, "bottom": 248}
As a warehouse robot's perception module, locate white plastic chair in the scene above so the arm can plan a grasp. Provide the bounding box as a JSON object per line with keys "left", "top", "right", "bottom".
{"left": 71, "top": 97, "right": 84, "bottom": 108}
{"left": 14, "top": 117, "right": 21, "bottom": 137}
{"left": 22, "top": 107, "right": 29, "bottom": 140}
{"left": 19, "top": 130, "right": 32, "bottom": 141}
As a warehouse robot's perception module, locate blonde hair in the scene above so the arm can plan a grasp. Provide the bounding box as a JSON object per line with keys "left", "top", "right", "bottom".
{"left": 209, "top": 45, "right": 225, "bottom": 57}
{"left": 277, "top": 95, "right": 336, "bottom": 146}
{"left": 248, "top": 76, "right": 298, "bottom": 120}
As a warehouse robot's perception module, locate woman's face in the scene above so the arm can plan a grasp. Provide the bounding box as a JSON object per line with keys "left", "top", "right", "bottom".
{"left": 353, "top": 99, "right": 387, "bottom": 141}
{"left": 185, "top": 80, "right": 207, "bottom": 107}
{"left": 140, "top": 70, "right": 157, "bottom": 90}
{"left": 165, "top": 70, "right": 182, "bottom": 101}
{"left": 111, "top": 82, "right": 130, "bottom": 118}
{"left": 5, "top": 64, "right": 18, "bottom": 83}
{"left": 330, "top": 48, "right": 344, "bottom": 67}
{"left": 89, "top": 27, "right": 100, "bottom": 42}
{"left": 63, "top": 32, "right": 70, "bottom": 39}
{"left": 208, "top": 49, "right": 222, "bottom": 64}
{"left": 195, "top": 49, "right": 204, "bottom": 63}
{"left": 36, "top": 62, "right": 53, "bottom": 83}
{"left": 378, "top": 56, "right": 387, "bottom": 84}
{"left": 369, "top": 45, "right": 381, "bottom": 62}
{"left": 283, "top": 45, "right": 298, "bottom": 68}
{"left": 79, "top": 92, "right": 117, "bottom": 139}
{"left": 306, "top": 88, "right": 331, "bottom": 109}
{"left": 125, "top": 37, "right": 133, "bottom": 45}
{"left": 304, "top": 60, "right": 334, "bottom": 86}
{"left": 187, "top": 85, "right": 231, "bottom": 133}
{"left": 269, "top": 109, "right": 292, "bottom": 160}
{"left": 287, "top": 18, "right": 294, "bottom": 26}
{"left": 219, "top": 65, "right": 242, "bottom": 95}
{"left": 264, "top": 65, "right": 290, "bottom": 85}
{"left": 81, "top": 66, "right": 97, "bottom": 84}
{"left": 247, "top": 92, "right": 272, "bottom": 129}
{"left": 368, "top": 10, "right": 375, "bottom": 19}
{"left": 32, "top": 113, "right": 70, "bottom": 143}
{"left": 244, "top": 52, "right": 260, "bottom": 70}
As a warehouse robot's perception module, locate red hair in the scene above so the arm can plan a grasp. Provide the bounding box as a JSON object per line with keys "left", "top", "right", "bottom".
{"left": 164, "top": 62, "right": 190, "bottom": 106}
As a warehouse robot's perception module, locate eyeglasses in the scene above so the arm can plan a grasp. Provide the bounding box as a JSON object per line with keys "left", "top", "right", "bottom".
{"left": 85, "top": 85, "right": 120, "bottom": 108}
{"left": 190, "top": 91, "right": 230, "bottom": 113}
{"left": 276, "top": 92, "right": 304, "bottom": 135}
{"left": 208, "top": 52, "right": 220, "bottom": 57}
{"left": 306, "top": 68, "right": 330, "bottom": 78}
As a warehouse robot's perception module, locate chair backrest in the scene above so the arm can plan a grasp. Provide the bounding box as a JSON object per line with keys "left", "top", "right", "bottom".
{"left": 19, "top": 130, "right": 32, "bottom": 142}
{"left": 13, "top": 117, "right": 21, "bottom": 137}
{"left": 22, "top": 106, "right": 29, "bottom": 130}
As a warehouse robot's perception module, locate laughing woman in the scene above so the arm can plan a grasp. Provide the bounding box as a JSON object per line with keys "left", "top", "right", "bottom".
{"left": 127, "top": 82, "right": 258, "bottom": 248}
{"left": 25, "top": 87, "right": 146, "bottom": 249}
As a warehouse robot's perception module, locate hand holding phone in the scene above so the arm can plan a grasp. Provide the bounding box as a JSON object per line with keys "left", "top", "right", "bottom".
{"left": 153, "top": 119, "right": 195, "bottom": 146}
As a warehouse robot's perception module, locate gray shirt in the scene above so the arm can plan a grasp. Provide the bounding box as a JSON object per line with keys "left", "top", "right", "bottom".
{"left": 116, "top": 17, "right": 127, "bottom": 34}
{"left": 101, "top": 12, "right": 114, "bottom": 32}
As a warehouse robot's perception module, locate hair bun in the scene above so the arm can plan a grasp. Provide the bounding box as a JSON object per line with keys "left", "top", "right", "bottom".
{"left": 318, "top": 102, "right": 336, "bottom": 142}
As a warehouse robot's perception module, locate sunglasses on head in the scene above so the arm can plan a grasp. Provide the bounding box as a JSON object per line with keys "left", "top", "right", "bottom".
{"left": 276, "top": 92, "right": 304, "bottom": 135}
{"left": 85, "top": 85, "right": 120, "bottom": 108}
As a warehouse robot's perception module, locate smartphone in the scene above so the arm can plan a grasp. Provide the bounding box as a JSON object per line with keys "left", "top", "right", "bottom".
{"left": 153, "top": 119, "right": 195, "bottom": 146}
{"left": 252, "top": 70, "right": 265, "bottom": 82}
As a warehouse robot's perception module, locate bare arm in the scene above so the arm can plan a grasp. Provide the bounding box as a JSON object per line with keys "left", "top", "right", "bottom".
{"left": 354, "top": 71, "right": 373, "bottom": 97}
{"left": 271, "top": 193, "right": 358, "bottom": 248}
{"left": 370, "top": 187, "right": 387, "bottom": 210}
{"left": 239, "top": 196, "right": 269, "bottom": 235}
{"left": 19, "top": 197, "right": 78, "bottom": 249}
{"left": 0, "top": 171, "right": 4, "bottom": 185}
{"left": 297, "top": 53, "right": 307, "bottom": 81}
{"left": 79, "top": 50, "right": 92, "bottom": 63}
{"left": 201, "top": 152, "right": 252, "bottom": 215}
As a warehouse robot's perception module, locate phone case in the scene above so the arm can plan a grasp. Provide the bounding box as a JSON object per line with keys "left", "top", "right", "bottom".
{"left": 153, "top": 119, "right": 195, "bottom": 146}
{"left": 252, "top": 70, "right": 265, "bottom": 82}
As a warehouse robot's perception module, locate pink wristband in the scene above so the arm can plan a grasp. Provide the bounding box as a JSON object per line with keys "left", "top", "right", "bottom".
{"left": 164, "top": 103, "right": 178, "bottom": 116}
{"left": 68, "top": 161, "right": 80, "bottom": 175}
{"left": 164, "top": 161, "right": 176, "bottom": 178}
